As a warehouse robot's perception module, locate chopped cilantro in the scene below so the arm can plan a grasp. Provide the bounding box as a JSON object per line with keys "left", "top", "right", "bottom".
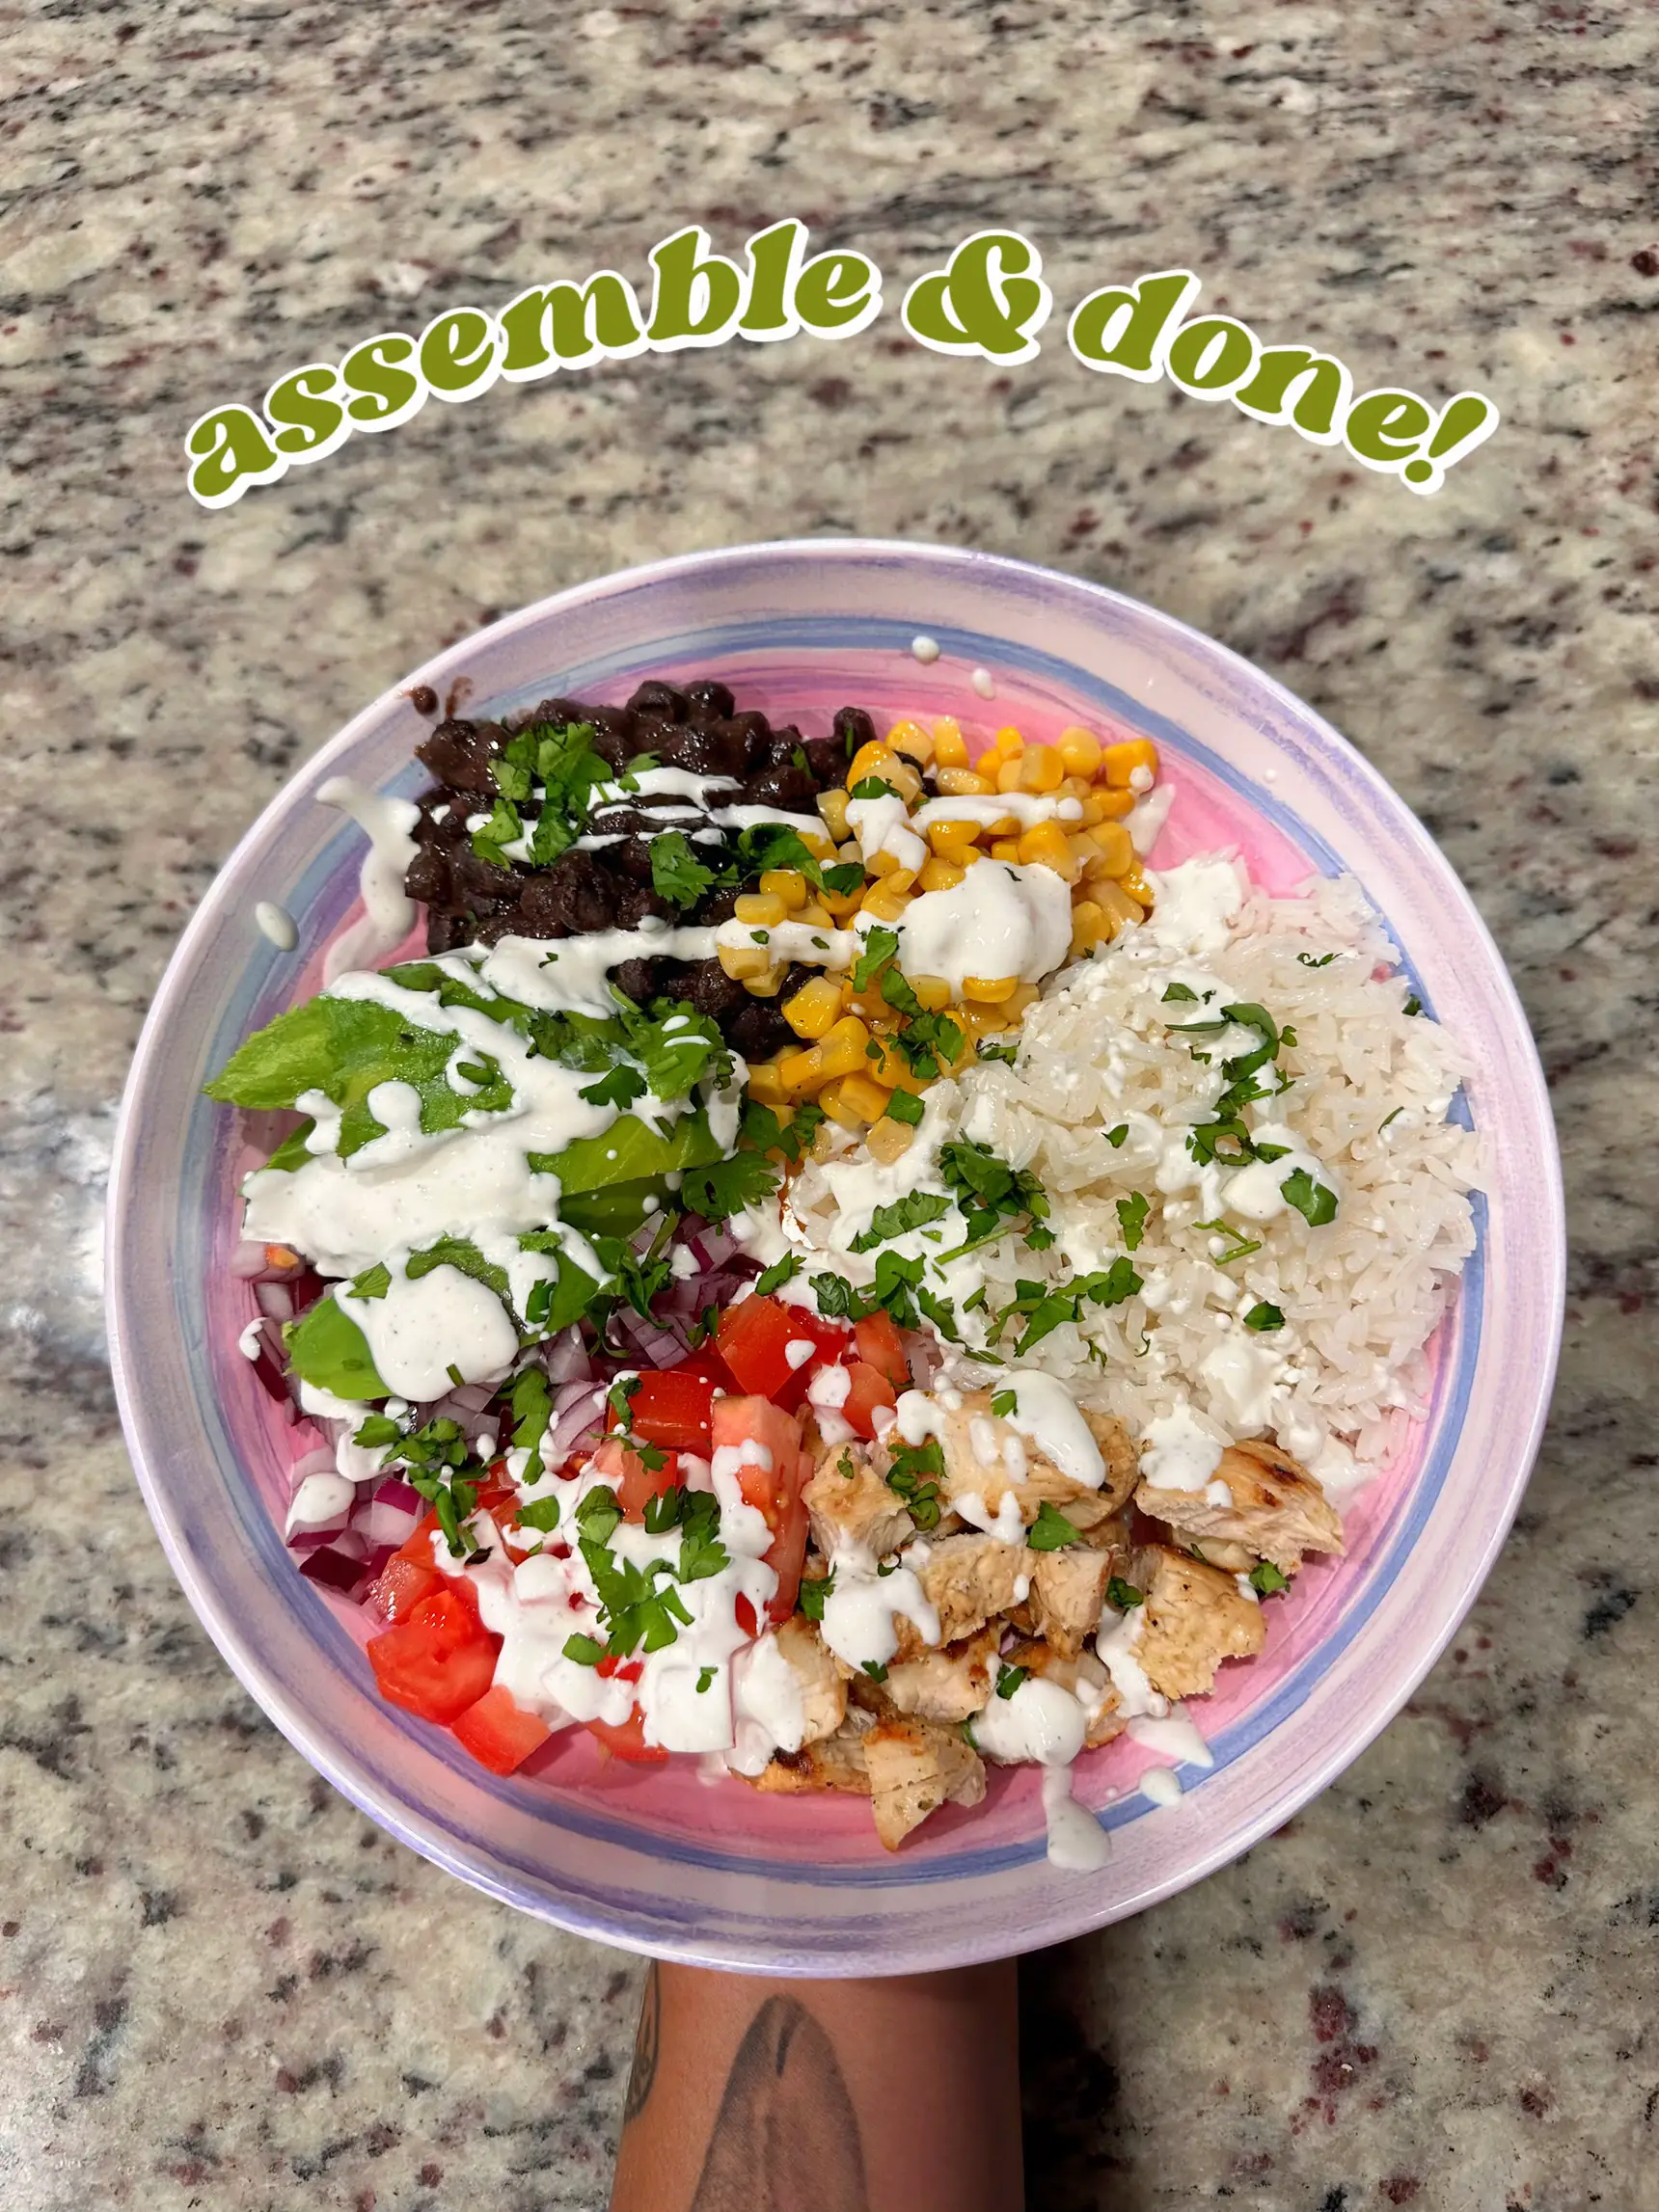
{"left": 884, "top": 1088, "right": 925, "bottom": 1127}
{"left": 799, "top": 1572, "right": 835, "bottom": 1621}
{"left": 885, "top": 1439, "right": 944, "bottom": 1529}
{"left": 849, "top": 776, "right": 899, "bottom": 800}
{"left": 1105, "top": 1577, "right": 1144, "bottom": 1609}
{"left": 822, "top": 862, "right": 865, "bottom": 896}
{"left": 696, "top": 1665, "right": 718, "bottom": 1692}
{"left": 578, "top": 1064, "right": 648, "bottom": 1111}
{"left": 1403, "top": 994, "right": 1422, "bottom": 1016}
{"left": 516, "top": 1496, "right": 562, "bottom": 1533}
{"left": 563, "top": 1632, "right": 606, "bottom": 1666}
{"left": 990, "top": 1389, "right": 1018, "bottom": 1418}
{"left": 1193, "top": 1218, "right": 1264, "bottom": 1266}
{"left": 848, "top": 1191, "right": 953, "bottom": 1254}
{"left": 861, "top": 1659, "right": 889, "bottom": 1683}
{"left": 852, "top": 926, "right": 902, "bottom": 993}
{"left": 679, "top": 1148, "right": 781, "bottom": 1222}
{"left": 649, "top": 831, "right": 719, "bottom": 909}
{"left": 1026, "top": 1501, "right": 1082, "bottom": 1551}
{"left": 994, "top": 1662, "right": 1028, "bottom": 1699}
{"left": 1104, "top": 1122, "right": 1129, "bottom": 1148}
{"left": 1296, "top": 952, "right": 1337, "bottom": 969}
{"left": 1161, "top": 982, "right": 1199, "bottom": 1002}
{"left": 1249, "top": 1561, "right": 1291, "bottom": 1596}
{"left": 1281, "top": 1168, "right": 1339, "bottom": 1227}
{"left": 1243, "top": 1301, "right": 1285, "bottom": 1332}
{"left": 349, "top": 1260, "right": 392, "bottom": 1301}
{"left": 976, "top": 1039, "right": 1020, "bottom": 1066}
{"left": 1116, "top": 1191, "right": 1151, "bottom": 1252}
{"left": 756, "top": 1253, "right": 802, "bottom": 1296}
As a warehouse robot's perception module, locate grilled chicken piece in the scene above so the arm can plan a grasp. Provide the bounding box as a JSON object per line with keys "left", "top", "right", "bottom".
{"left": 863, "top": 1714, "right": 987, "bottom": 1849}
{"left": 1003, "top": 1636, "right": 1126, "bottom": 1748}
{"left": 749, "top": 1706, "right": 874, "bottom": 1797}
{"left": 1028, "top": 1547, "right": 1117, "bottom": 1659}
{"left": 1136, "top": 1436, "right": 1346, "bottom": 1577}
{"left": 901, "top": 1531, "right": 1035, "bottom": 1649}
{"left": 1084, "top": 1410, "right": 1140, "bottom": 1513}
{"left": 879, "top": 1627, "right": 999, "bottom": 1724}
{"left": 804, "top": 1441, "right": 914, "bottom": 1561}
{"left": 1129, "top": 1544, "right": 1265, "bottom": 1700}
{"left": 774, "top": 1616, "right": 848, "bottom": 1746}
{"left": 930, "top": 1393, "right": 1122, "bottom": 1532}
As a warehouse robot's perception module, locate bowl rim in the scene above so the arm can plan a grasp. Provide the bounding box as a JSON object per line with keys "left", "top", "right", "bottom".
{"left": 107, "top": 536, "right": 1565, "bottom": 1969}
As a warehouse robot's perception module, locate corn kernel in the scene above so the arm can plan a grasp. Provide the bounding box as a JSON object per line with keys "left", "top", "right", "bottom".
{"left": 1058, "top": 726, "right": 1103, "bottom": 777}
{"left": 778, "top": 1041, "right": 825, "bottom": 1091}
{"left": 795, "top": 902, "right": 831, "bottom": 929}
{"left": 1016, "top": 743, "right": 1065, "bottom": 794}
{"left": 821, "top": 880, "right": 864, "bottom": 920}
{"left": 734, "top": 891, "right": 786, "bottom": 928}
{"left": 1007, "top": 982, "right": 1040, "bottom": 1016}
{"left": 816, "top": 788, "right": 851, "bottom": 842}
{"left": 743, "top": 964, "right": 786, "bottom": 996}
{"left": 797, "top": 825, "right": 836, "bottom": 860}
{"left": 719, "top": 940, "right": 773, "bottom": 981}
{"left": 963, "top": 974, "right": 1019, "bottom": 1004}
{"left": 908, "top": 973, "right": 954, "bottom": 1012}
{"left": 819, "top": 1078, "right": 869, "bottom": 1129}
{"left": 991, "top": 838, "right": 1021, "bottom": 863}
{"left": 760, "top": 869, "right": 808, "bottom": 910}
{"left": 861, "top": 881, "right": 913, "bottom": 925}
{"left": 1070, "top": 900, "right": 1112, "bottom": 956}
{"left": 956, "top": 1001, "right": 1015, "bottom": 1041}
{"left": 927, "top": 816, "right": 982, "bottom": 854}
{"left": 918, "top": 855, "right": 967, "bottom": 894}
{"left": 1101, "top": 737, "right": 1159, "bottom": 789}
{"left": 1087, "top": 822, "right": 1134, "bottom": 875}
{"left": 932, "top": 717, "right": 969, "bottom": 769}
{"left": 1061, "top": 774, "right": 1095, "bottom": 800}
{"left": 838, "top": 1071, "right": 895, "bottom": 1121}
{"left": 848, "top": 741, "right": 899, "bottom": 786}
{"left": 1121, "top": 862, "right": 1152, "bottom": 904}
{"left": 1069, "top": 832, "right": 1101, "bottom": 876}
{"left": 886, "top": 718, "right": 935, "bottom": 766}
{"left": 817, "top": 1015, "right": 874, "bottom": 1081}
{"left": 995, "top": 757, "right": 1024, "bottom": 795}
{"left": 867, "top": 1116, "right": 915, "bottom": 1165}
{"left": 994, "top": 725, "right": 1025, "bottom": 756}
{"left": 746, "top": 1057, "right": 789, "bottom": 1106}
{"left": 783, "top": 975, "right": 845, "bottom": 1039}
{"left": 1018, "top": 821, "right": 1083, "bottom": 883}
{"left": 1097, "top": 879, "right": 1144, "bottom": 928}
{"left": 937, "top": 768, "right": 994, "bottom": 798}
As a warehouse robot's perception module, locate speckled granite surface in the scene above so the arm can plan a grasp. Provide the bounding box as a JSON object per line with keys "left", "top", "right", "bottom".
{"left": 4, "top": 3, "right": 1656, "bottom": 2206}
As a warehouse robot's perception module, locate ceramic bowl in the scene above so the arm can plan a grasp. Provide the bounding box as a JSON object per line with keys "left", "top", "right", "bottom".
{"left": 107, "top": 540, "right": 1564, "bottom": 1973}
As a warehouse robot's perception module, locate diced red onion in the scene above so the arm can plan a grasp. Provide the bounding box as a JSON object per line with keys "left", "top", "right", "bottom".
{"left": 679, "top": 1222, "right": 739, "bottom": 1272}
{"left": 255, "top": 1280, "right": 295, "bottom": 1322}
{"left": 230, "top": 1241, "right": 272, "bottom": 1279}
{"left": 369, "top": 1474, "right": 422, "bottom": 1514}
{"left": 548, "top": 1384, "right": 606, "bottom": 1462}
{"left": 286, "top": 1445, "right": 340, "bottom": 1494}
{"left": 612, "top": 1305, "right": 686, "bottom": 1369}
{"left": 298, "top": 1546, "right": 368, "bottom": 1593}
{"left": 358, "top": 1498, "right": 422, "bottom": 1548}
{"left": 543, "top": 1328, "right": 591, "bottom": 1385}
{"left": 446, "top": 1381, "right": 496, "bottom": 1415}
{"left": 287, "top": 1520, "right": 351, "bottom": 1553}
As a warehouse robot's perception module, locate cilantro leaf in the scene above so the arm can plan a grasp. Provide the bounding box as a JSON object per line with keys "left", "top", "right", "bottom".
{"left": 1104, "top": 1122, "right": 1129, "bottom": 1148}
{"left": 563, "top": 1632, "right": 606, "bottom": 1666}
{"left": 1116, "top": 1192, "right": 1150, "bottom": 1252}
{"left": 650, "top": 830, "right": 719, "bottom": 909}
{"left": 990, "top": 1388, "right": 1018, "bottom": 1418}
{"left": 284, "top": 1294, "right": 388, "bottom": 1400}
{"left": 1243, "top": 1301, "right": 1285, "bottom": 1332}
{"left": 756, "top": 1254, "right": 801, "bottom": 1296}
{"left": 976, "top": 1039, "right": 1020, "bottom": 1066}
{"left": 1281, "top": 1168, "right": 1339, "bottom": 1227}
{"left": 884, "top": 1088, "right": 925, "bottom": 1127}
{"left": 1296, "top": 952, "right": 1336, "bottom": 969}
{"left": 1026, "top": 1501, "right": 1081, "bottom": 1551}
{"left": 680, "top": 1148, "right": 781, "bottom": 1223}
{"left": 799, "top": 1572, "right": 834, "bottom": 1622}
{"left": 1105, "top": 1577, "right": 1144, "bottom": 1609}
{"left": 579, "top": 1064, "right": 648, "bottom": 1111}
{"left": 848, "top": 1191, "right": 954, "bottom": 1254}
{"left": 995, "top": 1662, "right": 1027, "bottom": 1699}
{"left": 516, "top": 1495, "right": 562, "bottom": 1533}
{"left": 1249, "top": 1560, "right": 1291, "bottom": 1596}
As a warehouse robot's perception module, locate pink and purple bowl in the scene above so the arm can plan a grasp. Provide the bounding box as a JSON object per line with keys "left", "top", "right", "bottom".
{"left": 107, "top": 540, "right": 1564, "bottom": 1974}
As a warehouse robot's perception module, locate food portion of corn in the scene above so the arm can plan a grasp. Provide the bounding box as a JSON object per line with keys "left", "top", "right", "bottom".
{"left": 745, "top": 712, "right": 1159, "bottom": 1132}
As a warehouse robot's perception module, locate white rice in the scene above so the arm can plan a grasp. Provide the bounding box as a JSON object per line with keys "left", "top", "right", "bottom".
{"left": 947, "top": 858, "right": 1481, "bottom": 1498}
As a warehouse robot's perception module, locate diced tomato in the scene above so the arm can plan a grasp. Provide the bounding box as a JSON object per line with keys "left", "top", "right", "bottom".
{"left": 711, "top": 1394, "right": 811, "bottom": 1623}
{"left": 585, "top": 1706, "right": 669, "bottom": 1764}
{"left": 842, "top": 1360, "right": 899, "bottom": 1443}
{"left": 855, "top": 1309, "right": 911, "bottom": 1390}
{"left": 367, "top": 1589, "right": 500, "bottom": 1724}
{"left": 735, "top": 1592, "right": 758, "bottom": 1638}
{"left": 590, "top": 1435, "right": 685, "bottom": 1524}
{"left": 717, "top": 1294, "right": 850, "bottom": 1405}
{"left": 366, "top": 1551, "right": 444, "bottom": 1623}
{"left": 451, "top": 1685, "right": 552, "bottom": 1775}
{"left": 606, "top": 1363, "right": 721, "bottom": 1454}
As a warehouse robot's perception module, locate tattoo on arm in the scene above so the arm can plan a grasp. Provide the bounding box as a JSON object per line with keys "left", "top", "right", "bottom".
{"left": 690, "top": 1996, "right": 869, "bottom": 2211}
{"left": 622, "top": 1962, "right": 660, "bottom": 2125}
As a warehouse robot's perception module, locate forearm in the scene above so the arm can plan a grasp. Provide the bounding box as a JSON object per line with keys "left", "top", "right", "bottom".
{"left": 610, "top": 1960, "right": 1024, "bottom": 2212}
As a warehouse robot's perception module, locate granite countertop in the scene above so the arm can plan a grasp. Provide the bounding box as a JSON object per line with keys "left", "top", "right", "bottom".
{"left": 5, "top": 4, "right": 1656, "bottom": 2206}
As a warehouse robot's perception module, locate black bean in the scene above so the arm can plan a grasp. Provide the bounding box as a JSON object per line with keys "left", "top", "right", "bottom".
{"left": 521, "top": 851, "right": 619, "bottom": 934}
{"left": 671, "top": 959, "right": 747, "bottom": 1021}
{"left": 740, "top": 762, "right": 820, "bottom": 814}
{"left": 584, "top": 704, "right": 640, "bottom": 769}
{"left": 612, "top": 957, "right": 661, "bottom": 1006}
{"left": 404, "top": 848, "right": 451, "bottom": 906}
{"left": 612, "top": 880, "right": 676, "bottom": 930}
{"left": 832, "top": 706, "right": 877, "bottom": 755}
{"left": 417, "top": 718, "right": 496, "bottom": 795}
{"left": 609, "top": 834, "right": 659, "bottom": 884}
{"left": 409, "top": 684, "right": 438, "bottom": 715}
{"left": 727, "top": 997, "right": 794, "bottom": 1059}
{"left": 627, "top": 680, "right": 689, "bottom": 721}
{"left": 803, "top": 735, "right": 848, "bottom": 786}
{"left": 684, "top": 680, "right": 736, "bottom": 720}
